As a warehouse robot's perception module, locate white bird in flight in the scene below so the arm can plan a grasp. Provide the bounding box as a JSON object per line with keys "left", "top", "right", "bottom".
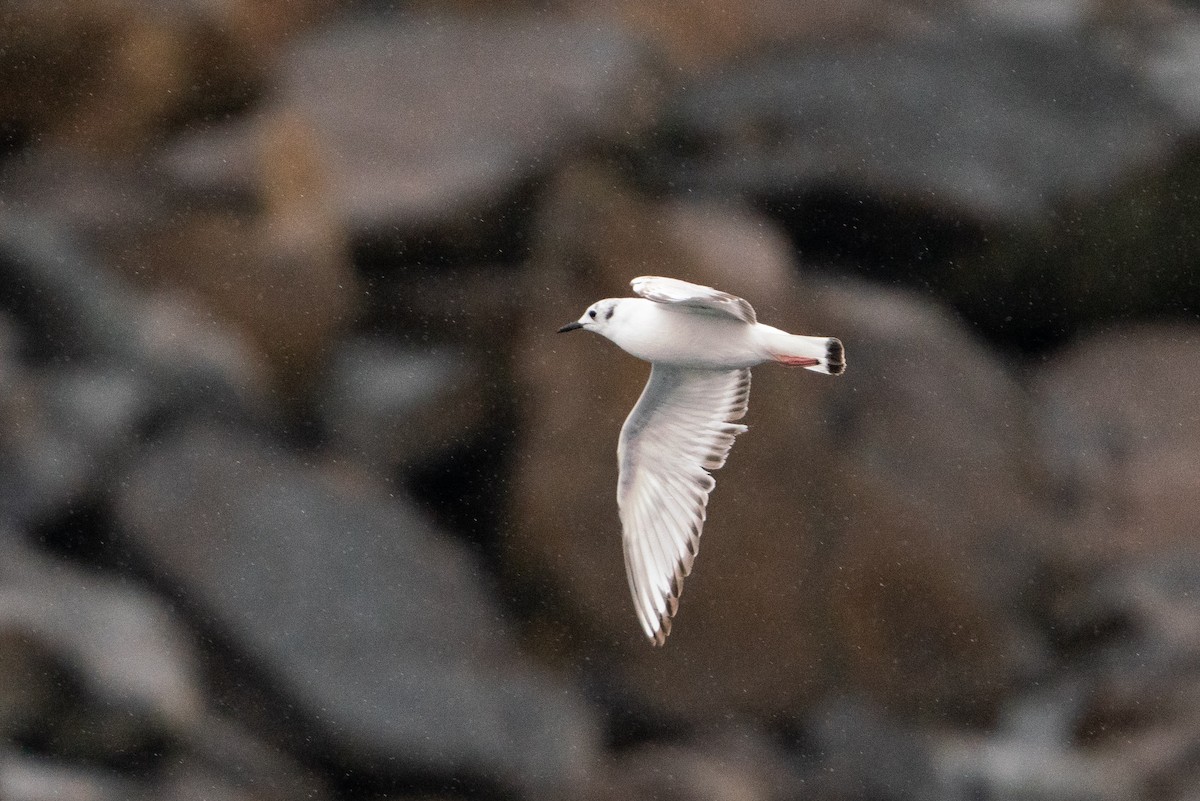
{"left": 558, "top": 276, "right": 845, "bottom": 645}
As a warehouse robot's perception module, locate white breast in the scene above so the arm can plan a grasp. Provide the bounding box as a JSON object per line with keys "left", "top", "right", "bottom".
{"left": 605, "top": 300, "right": 764, "bottom": 369}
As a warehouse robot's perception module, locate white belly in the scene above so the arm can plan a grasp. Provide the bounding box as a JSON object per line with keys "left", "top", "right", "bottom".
{"left": 606, "top": 300, "right": 767, "bottom": 369}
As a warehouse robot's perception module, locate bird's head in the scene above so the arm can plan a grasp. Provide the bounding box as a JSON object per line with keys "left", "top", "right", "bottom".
{"left": 557, "top": 299, "right": 621, "bottom": 336}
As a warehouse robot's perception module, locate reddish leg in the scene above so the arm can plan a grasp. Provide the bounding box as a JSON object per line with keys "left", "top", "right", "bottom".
{"left": 773, "top": 354, "right": 820, "bottom": 367}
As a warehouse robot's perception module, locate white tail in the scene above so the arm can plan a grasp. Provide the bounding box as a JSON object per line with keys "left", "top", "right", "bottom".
{"left": 760, "top": 329, "right": 845, "bottom": 375}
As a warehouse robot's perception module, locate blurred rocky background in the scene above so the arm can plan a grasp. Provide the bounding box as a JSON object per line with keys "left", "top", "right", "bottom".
{"left": 1, "top": 0, "right": 1199, "bottom": 798}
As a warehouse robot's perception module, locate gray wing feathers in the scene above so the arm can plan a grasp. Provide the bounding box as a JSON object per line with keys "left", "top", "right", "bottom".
{"left": 617, "top": 365, "right": 751, "bottom": 645}
{"left": 630, "top": 276, "right": 757, "bottom": 325}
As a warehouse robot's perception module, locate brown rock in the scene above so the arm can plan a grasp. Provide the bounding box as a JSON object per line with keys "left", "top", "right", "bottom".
{"left": 122, "top": 111, "right": 356, "bottom": 400}
{"left": 822, "top": 464, "right": 1036, "bottom": 720}
{"left": 1033, "top": 323, "right": 1200, "bottom": 562}
{"left": 819, "top": 279, "right": 1054, "bottom": 585}
{"left": 815, "top": 293, "right": 1052, "bottom": 717}
{"left": 813, "top": 280, "right": 1054, "bottom": 718}
{"left": 0, "top": 0, "right": 327, "bottom": 156}
{"left": 597, "top": 726, "right": 803, "bottom": 801}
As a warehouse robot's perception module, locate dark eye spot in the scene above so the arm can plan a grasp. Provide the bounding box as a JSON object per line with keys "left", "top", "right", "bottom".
{"left": 605, "top": 307, "right": 614, "bottom": 320}
{"left": 588, "top": 309, "right": 597, "bottom": 319}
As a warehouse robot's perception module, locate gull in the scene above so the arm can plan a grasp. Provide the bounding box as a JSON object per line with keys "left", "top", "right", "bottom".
{"left": 558, "top": 276, "right": 845, "bottom": 645}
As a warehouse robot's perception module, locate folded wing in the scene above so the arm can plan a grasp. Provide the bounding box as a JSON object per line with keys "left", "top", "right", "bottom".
{"left": 631, "top": 276, "right": 757, "bottom": 325}
{"left": 617, "top": 365, "right": 751, "bottom": 644}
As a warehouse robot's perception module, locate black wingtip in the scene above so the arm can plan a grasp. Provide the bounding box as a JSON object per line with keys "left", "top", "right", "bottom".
{"left": 826, "top": 338, "right": 846, "bottom": 375}
{"left": 652, "top": 616, "right": 671, "bottom": 646}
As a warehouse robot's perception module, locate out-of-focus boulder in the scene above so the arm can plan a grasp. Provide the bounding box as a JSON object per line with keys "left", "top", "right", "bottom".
{"left": 0, "top": 363, "right": 157, "bottom": 524}
{"left": 0, "top": 0, "right": 330, "bottom": 155}
{"left": 803, "top": 697, "right": 941, "bottom": 801}
{"left": 0, "top": 206, "right": 271, "bottom": 414}
{"left": 164, "top": 712, "right": 330, "bottom": 801}
{"left": 818, "top": 462, "right": 1042, "bottom": 721}
{"left": 115, "top": 420, "right": 599, "bottom": 798}
{"left": 124, "top": 111, "right": 356, "bottom": 401}
{"left": 0, "top": 149, "right": 168, "bottom": 251}
{"left": 0, "top": 306, "right": 154, "bottom": 523}
{"left": 0, "top": 218, "right": 279, "bottom": 525}
{"left": 649, "top": 14, "right": 1180, "bottom": 225}
{"left": 597, "top": 725, "right": 803, "bottom": 801}
{"left": 0, "top": 710, "right": 329, "bottom": 801}
{"left": 1032, "top": 324, "right": 1200, "bottom": 561}
{"left": 1030, "top": 547, "right": 1200, "bottom": 800}
{"left": 169, "top": 13, "right": 651, "bottom": 246}
{"left": 0, "top": 753, "right": 139, "bottom": 801}
{"left": 319, "top": 338, "right": 491, "bottom": 472}
{"left": 0, "top": 537, "right": 203, "bottom": 759}
{"left": 559, "top": 0, "right": 941, "bottom": 73}
{"left": 1, "top": 114, "right": 353, "bottom": 403}
{"left": 817, "top": 282, "right": 1055, "bottom": 704}
{"left": 934, "top": 730, "right": 1134, "bottom": 801}
{"left": 805, "top": 279, "right": 1054, "bottom": 716}
{"left": 0, "top": 210, "right": 144, "bottom": 362}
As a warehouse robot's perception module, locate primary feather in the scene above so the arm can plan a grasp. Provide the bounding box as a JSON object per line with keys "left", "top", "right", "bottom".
{"left": 617, "top": 365, "right": 751, "bottom": 645}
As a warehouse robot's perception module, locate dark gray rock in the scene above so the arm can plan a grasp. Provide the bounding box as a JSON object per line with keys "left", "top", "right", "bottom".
{"left": 320, "top": 338, "right": 490, "bottom": 471}
{"left": 275, "top": 13, "right": 647, "bottom": 238}
{"left": 0, "top": 149, "right": 169, "bottom": 248}
{"left": 0, "top": 330, "right": 256, "bottom": 527}
{"left": 0, "top": 537, "right": 203, "bottom": 758}
{"left": 0, "top": 209, "right": 143, "bottom": 362}
{"left": 0, "top": 209, "right": 268, "bottom": 412}
{"left": 167, "top": 13, "right": 652, "bottom": 242}
{"left": 0, "top": 214, "right": 276, "bottom": 529}
{"left": 806, "top": 697, "right": 941, "bottom": 801}
{"left": 933, "top": 730, "right": 1132, "bottom": 801}
{"left": 0, "top": 307, "right": 164, "bottom": 522}
{"left": 114, "top": 421, "right": 598, "bottom": 797}
{"left": 165, "top": 712, "right": 330, "bottom": 801}
{"left": 651, "top": 14, "right": 1186, "bottom": 224}
{"left": 0, "top": 752, "right": 140, "bottom": 801}
{"left": 643, "top": 9, "right": 1200, "bottom": 355}
{"left": 1142, "top": 16, "right": 1200, "bottom": 124}
{"left": 0, "top": 362, "right": 155, "bottom": 523}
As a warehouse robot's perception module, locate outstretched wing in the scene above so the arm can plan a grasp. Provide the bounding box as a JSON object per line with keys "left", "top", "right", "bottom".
{"left": 631, "top": 276, "right": 757, "bottom": 325}
{"left": 617, "top": 365, "right": 751, "bottom": 645}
